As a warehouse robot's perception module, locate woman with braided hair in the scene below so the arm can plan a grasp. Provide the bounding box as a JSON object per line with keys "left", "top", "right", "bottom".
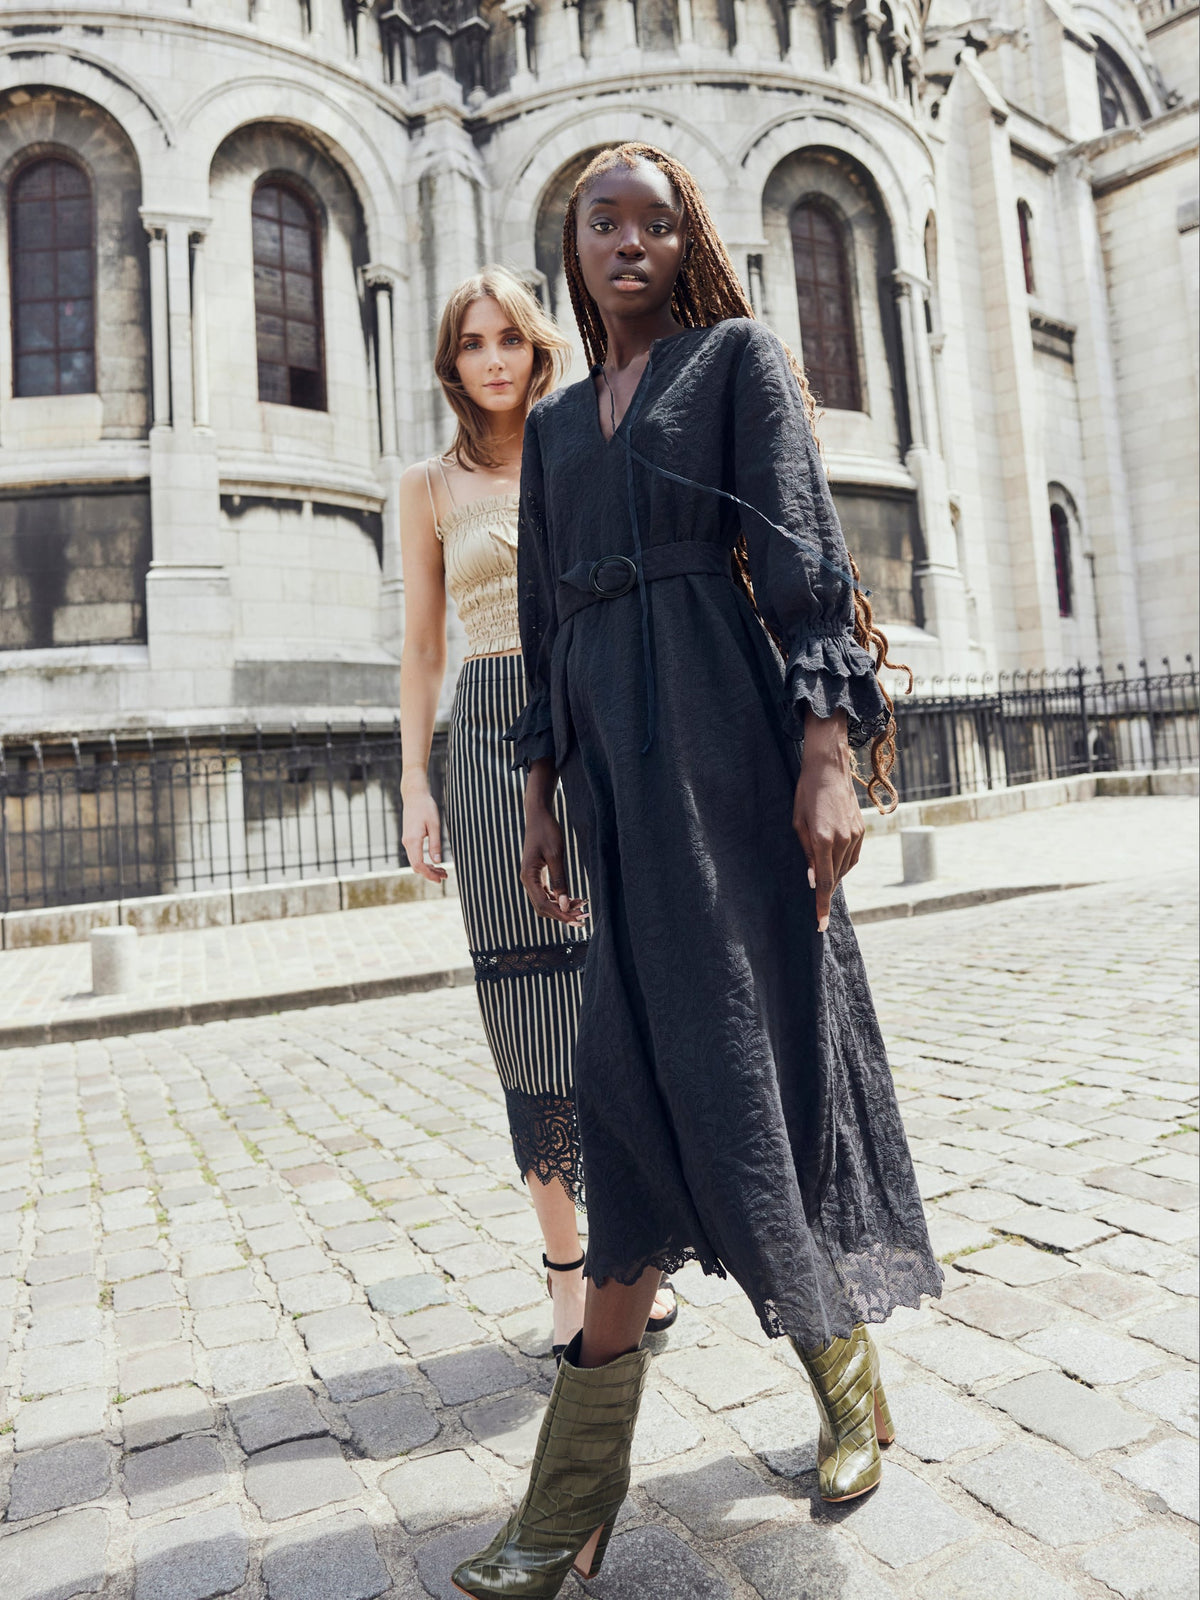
{"left": 452, "top": 146, "right": 940, "bottom": 1600}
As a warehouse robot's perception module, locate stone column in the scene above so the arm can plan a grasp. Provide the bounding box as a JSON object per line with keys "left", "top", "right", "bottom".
{"left": 164, "top": 220, "right": 195, "bottom": 431}
{"left": 732, "top": 0, "right": 751, "bottom": 57}
{"left": 144, "top": 222, "right": 171, "bottom": 428}
{"left": 139, "top": 208, "right": 230, "bottom": 703}
{"left": 190, "top": 228, "right": 211, "bottom": 430}
{"left": 365, "top": 265, "right": 400, "bottom": 458}
{"left": 784, "top": 0, "right": 810, "bottom": 65}
{"left": 893, "top": 269, "right": 969, "bottom": 664}
{"left": 956, "top": 53, "right": 1064, "bottom": 666}
{"left": 677, "top": 0, "right": 695, "bottom": 47}
{"left": 560, "top": 0, "right": 585, "bottom": 67}
{"left": 862, "top": 0, "right": 887, "bottom": 88}
{"left": 412, "top": 134, "right": 488, "bottom": 443}
{"left": 502, "top": 0, "right": 535, "bottom": 79}
{"left": 892, "top": 271, "right": 930, "bottom": 450}
{"left": 618, "top": 0, "right": 640, "bottom": 52}
{"left": 818, "top": 0, "right": 846, "bottom": 67}
{"left": 364, "top": 264, "right": 405, "bottom": 655}
{"left": 1054, "top": 151, "right": 1144, "bottom": 667}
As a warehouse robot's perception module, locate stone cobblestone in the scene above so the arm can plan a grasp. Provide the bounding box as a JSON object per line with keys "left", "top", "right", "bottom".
{"left": 0, "top": 840, "right": 1196, "bottom": 1597}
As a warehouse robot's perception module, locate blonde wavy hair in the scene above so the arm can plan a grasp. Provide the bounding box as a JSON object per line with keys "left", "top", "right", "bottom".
{"left": 433, "top": 266, "right": 571, "bottom": 470}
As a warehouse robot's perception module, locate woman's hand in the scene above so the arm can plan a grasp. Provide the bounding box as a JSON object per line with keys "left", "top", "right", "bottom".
{"left": 521, "top": 761, "right": 588, "bottom": 926}
{"left": 793, "top": 708, "right": 864, "bottom": 933}
{"left": 401, "top": 788, "right": 448, "bottom": 884}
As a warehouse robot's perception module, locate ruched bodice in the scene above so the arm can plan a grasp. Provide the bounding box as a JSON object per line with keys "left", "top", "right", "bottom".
{"left": 437, "top": 490, "right": 522, "bottom": 657}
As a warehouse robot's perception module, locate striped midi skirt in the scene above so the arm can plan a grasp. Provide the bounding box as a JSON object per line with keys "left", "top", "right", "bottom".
{"left": 444, "top": 652, "right": 588, "bottom": 1199}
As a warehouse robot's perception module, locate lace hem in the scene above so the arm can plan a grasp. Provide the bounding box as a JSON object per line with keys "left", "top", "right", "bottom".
{"left": 504, "top": 692, "right": 555, "bottom": 771}
{"left": 473, "top": 941, "right": 589, "bottom": 983}
{"left": 587, "top": 1238, "right": 942, "bottom": 1344}
{"left": 506, "top": 1090, "right": 585, "bottom": 1207}
{"left": 782, "top": 626, "right": 893, "bottom": 750}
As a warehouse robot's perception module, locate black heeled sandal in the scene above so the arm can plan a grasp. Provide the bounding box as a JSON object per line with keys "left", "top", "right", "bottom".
{"left": 646, "top": 1278, "right": 678, "bottom": 1334}
{"left": 543, "top": 1251, "right": 586, "bottom": 1362}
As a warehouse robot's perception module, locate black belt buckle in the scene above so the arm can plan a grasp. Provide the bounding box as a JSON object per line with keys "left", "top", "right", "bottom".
{"left": 588, "top": 555, "right": 638, "bottom": 599}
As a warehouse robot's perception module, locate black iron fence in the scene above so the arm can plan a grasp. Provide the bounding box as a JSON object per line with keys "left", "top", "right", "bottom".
{"left": 1, "top": 659, "right": 1195, "bottom": 913}
{"left": 889, "top": 658, "right": 1197, "bottom": 803}
{"left": 0, "top": 726, "right": 447, "bottom": 915}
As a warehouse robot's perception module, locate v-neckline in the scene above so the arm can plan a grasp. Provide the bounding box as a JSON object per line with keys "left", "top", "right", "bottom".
{"left": 589, "top": 327, "right": 694, "bottom": 446}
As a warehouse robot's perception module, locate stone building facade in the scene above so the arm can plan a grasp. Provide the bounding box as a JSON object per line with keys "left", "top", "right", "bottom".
{"left": 0, "top": 0, "right": 1195, "bottom": 737}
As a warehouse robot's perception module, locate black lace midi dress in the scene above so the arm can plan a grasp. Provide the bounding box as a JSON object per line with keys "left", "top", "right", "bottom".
{"left": 508, "top": 318, "right": 940, "bottom": 1346}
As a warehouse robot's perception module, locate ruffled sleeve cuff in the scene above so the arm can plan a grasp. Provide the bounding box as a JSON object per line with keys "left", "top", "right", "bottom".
{"left": 504, "top": 692, "right": 555, "bottom": 771}
{"left": 782, "top": 625, "right": 892, "bottom": 750}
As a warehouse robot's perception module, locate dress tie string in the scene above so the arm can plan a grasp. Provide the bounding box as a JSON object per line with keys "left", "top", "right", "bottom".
{"left": 599, "top": 342, "right": 870, "bottom": 757}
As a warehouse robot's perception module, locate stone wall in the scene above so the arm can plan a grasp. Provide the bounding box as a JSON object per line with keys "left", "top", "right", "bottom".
{"left": 1094, "top": 113, "right": 1200, "bottom": 668}
{"left": 0, "top": 0, "right": 1193, "bottom": 737}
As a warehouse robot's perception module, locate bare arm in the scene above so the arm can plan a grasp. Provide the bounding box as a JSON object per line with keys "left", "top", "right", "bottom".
{"left": 398, "top": 463, "right": 449, "bottom": 883}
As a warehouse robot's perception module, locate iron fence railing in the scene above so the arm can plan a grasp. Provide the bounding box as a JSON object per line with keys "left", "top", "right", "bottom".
{"left": 889, "top": 657, "right": 1197, "bottom": 803}
{"left": 0, "top": 725, "right": 447, "bottom": 915}
{"left": 1, "top": 658, "right": 1195, "bottom": 913}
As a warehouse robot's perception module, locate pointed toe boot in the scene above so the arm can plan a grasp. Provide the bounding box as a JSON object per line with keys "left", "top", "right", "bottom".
{"left": 452, "top": 1333, "right": 651, "bottom": 1599}
{"left": 793, "top": 1322, "right": 893, "bottom": 1503}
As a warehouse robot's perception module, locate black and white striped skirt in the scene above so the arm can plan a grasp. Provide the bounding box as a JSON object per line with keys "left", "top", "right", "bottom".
{"left": 445, "top": 652, "right": 588, "bottom": 1199}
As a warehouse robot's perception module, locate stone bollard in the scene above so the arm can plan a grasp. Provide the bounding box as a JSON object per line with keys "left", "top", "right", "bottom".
{"left": 90, "top": 925, "right": 139, "bottom": 995}
{"left": 900, "top": 826, "right": 938, "bottom": 885}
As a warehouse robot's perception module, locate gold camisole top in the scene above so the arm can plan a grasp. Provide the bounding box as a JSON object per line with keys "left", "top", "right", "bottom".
{"left": 427, "top": 459, "right": 522, "bottom": 658}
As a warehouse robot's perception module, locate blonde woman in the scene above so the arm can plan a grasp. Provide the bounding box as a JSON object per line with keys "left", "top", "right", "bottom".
{"left": 398, "top": 268, "right": 676, "bottom": 1356}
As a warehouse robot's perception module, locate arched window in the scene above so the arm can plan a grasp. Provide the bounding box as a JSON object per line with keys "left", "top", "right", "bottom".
{"left": 9, "top": 156, "right": 95, "bottom": 397}
{"left": 1094, "top": 39, "right": 1149, "bottom": 131}
{"left": 1017, "top": 201, "right": 1035, "bottom": 295}
{"left": 252, "top": 180, "right": 326, "bottom": 411}
{"left": 1051, "top": 502, "right": 1073, "bottom": 617}
{"left": 790, "top": 199, "right": 861, "bottom": 412}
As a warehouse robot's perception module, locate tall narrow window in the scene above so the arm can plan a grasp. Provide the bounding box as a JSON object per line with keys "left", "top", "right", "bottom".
{"left": 1017, "top": 201, "right": 1035, "bottom": 295}
{"left": 790, "top": 200, "right": 861, "bottom": 412}
{"left": 1094, "top": 40, "right": 1149, "bottom": 131}
{"left": 10, "top": 156, "right": 96, "bottom": 397}
{"left": 252, "top": 180, "right": 326, "bottom": 410}
{"left": 1051, "top": 503, "right": 1073, "bottom": 617}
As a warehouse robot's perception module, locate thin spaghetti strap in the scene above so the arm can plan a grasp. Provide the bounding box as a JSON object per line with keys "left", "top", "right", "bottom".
{"left": 434, "top": 455, "right": 458, "bottom": 510}
{"left": 423, "top": 459, "right": 441, "bottom": 535}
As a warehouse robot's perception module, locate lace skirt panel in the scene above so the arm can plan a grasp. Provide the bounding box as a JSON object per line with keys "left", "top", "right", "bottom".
{"left": 445, "top": 653, "right": 588, "bottom": 1199}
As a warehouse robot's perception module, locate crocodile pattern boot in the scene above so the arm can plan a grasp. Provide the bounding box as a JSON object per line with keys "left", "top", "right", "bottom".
{"left": 452, "top": 1332, "right": 651, "bottom": 1598}
{"left": 793, "top": 1322, "right": 894, "bottom": 1502}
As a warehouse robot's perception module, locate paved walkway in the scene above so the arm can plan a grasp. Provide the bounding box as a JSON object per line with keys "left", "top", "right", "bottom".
{"left": 2, "top": 795, "right": 1196, "bottom": 1039}
{"left": 0, "top": 854, "right": 1196, "bottom": 1599}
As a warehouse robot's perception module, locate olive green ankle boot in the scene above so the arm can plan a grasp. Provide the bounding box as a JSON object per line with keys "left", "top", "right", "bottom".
{"left": 452, "top": 1332, "right": 651, "bottom": 1599}
{"left": 793, "top": 1322, "right": 894, "bottom": 1503}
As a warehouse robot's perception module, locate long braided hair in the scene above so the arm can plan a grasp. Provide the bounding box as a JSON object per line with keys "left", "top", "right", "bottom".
{"left": 562, "top": 142, "right": 909, "bottom": 811}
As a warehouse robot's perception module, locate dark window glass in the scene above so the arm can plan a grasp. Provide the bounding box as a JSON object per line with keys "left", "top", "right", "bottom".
{"left": 1051, "top": 504, "right": 1073, "bottom": 618}
{"left": 10, "top": 157, "right": 96, "bottom": 396}
{"left": 790, "top": 200, "right": 862, "bottom": 412}
{"left": 252, "top": 180, "right": 326, "bottom": 411}
{"left": 1095, "top": 40, "right": 1149, "bottom": 132}
{"left": 1017, "top": 202, "right": 1036, "bottom": 294}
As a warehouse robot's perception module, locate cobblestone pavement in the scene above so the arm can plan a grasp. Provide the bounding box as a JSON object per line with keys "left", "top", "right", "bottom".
{"left": 0, "top": 872, "right": 1196, "bottom": 1600}
{"left": 2, "top": 795, "right": 1196, "bottom": 1034}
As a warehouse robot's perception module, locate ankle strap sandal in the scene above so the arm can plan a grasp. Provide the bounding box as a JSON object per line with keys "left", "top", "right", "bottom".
{"left": 542, "top": 1252, "right": 586, "bottom": 1274}
{"left": 543, "top": 1253, "right": 586, "bottom": 1362}
{"left": 645, "top": 1277, "right": 678, "bottom": 1334}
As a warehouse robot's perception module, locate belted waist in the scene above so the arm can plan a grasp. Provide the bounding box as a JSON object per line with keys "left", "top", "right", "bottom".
{"left": 556, "top": 541, "right": 730, "bottom": 625}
